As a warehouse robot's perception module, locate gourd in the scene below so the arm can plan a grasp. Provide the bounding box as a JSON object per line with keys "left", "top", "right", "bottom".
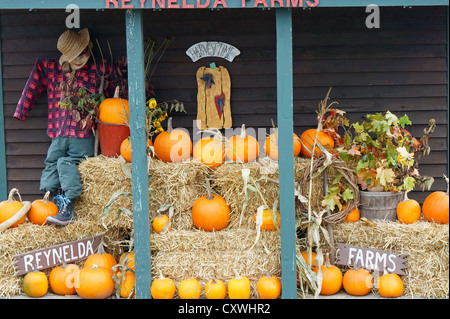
{"left": 0, "top": 188, "right": 30, "bottom": 231}
{"left": 397, "top": 191, "right": 421, "bottom": 224}
{"left": 49, "top": 262, "right": 80, "bottom": 295}
{"left": 98, "top": 86, "right": 129, "bottom": 124}
{"left": 75, "top": 264, "right": 115, "bottom": 299}
{"left": 253, "top": 209, "right": 280, "bottom": 231}
{"left": 422, "top": 175, "right": 449, "bottom": 224}
{"left": 150, "top": 271, "right": 176, "bottom": 299}
{"left": 204, "top": 279, "right": 227, "bottom": 299}
{"left": 120, "top": 137, "right": 153, "bottom": 163}
{"left": 193, "top": 136, "right": 225, "bottom": 169}
{"left": 300, "top": 129, "right": 334, "bottom": 158}
{"left": 192, "top": 179, "right": 230, "bottom": 232}
{"left": 256, "top": 271, "right": 282, "bottom": 299}
{"left": 152, "top": 214, "right": 171, "bottom": 234}
{"left": 228, "top": 270, "right": 251, "bottom": 299}
{"left": 377, "top": 269, "right": 404, "bottom": 298}
{"left": 153, "top": 117, "right": 192, "bottom": 163}
{"left": 226, "top": 124, "right": 259, "bottom": 163}
{"left": 313, "top": 253, "right": 343, "bottom": 296}
{"left": 83, "top": 244, "right": 117, "bottom": 271}
{"left": 178, "top": 278, "right": 202, "bottom": 299}
{"left": 27, "top": 191, "right": 59, "bottom": 225}
{"left": 342, "top": 265, "right": 373, "bottom": 296}
{"left": 23, "top": 271, "right": 49, "bottom": 298}
{"left": 264, "top": 130, "right": 301, "bottom": 161}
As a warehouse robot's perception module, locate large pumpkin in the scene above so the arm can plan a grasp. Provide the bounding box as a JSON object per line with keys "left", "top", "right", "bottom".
{"left": 75, "top": 264, "right": 115, "bottom": 299}
{"left": 228, "top": 271, "right": 251, "bottom": 299}
{"left": 204, "top": 279, "right": 227, "bottom": 299}
{"left": 178, "top": 278, "right": 202, "bottom": 299}
{"left": 313, "top": 254, "right": 343, "bottom": 295}
{"left": 49, "top": 262, "right": 80, "bottom": 295}
{"left": 153, "top": 117, "right": 192, "bottom": 163}
{"left": 151, "top": 272, "right": 176, "bottom": 299}
{"left": 98, "top": 86, "right": 129, "bottom": 124}
{"left": 256, "top": 273, "right": 282, "bottom": 299}
{"left": 422, "top": 175, "right": 449, "bottom": 224}
{"left": 377, "top": 271, "right": 404, "bottom": 298}
{"left": 192, "top": 179, "right": 230, "bottom": 232}
{"left": 23, "top": 271, "right": 49, "bottom": 298}
{"left": 343, "top": 267, "right": 373, "bottom": 296}
{"left": 300, "top": 128, "right": 334, "bottom": 158}
{"left": 264, "top": 131, "right": 301, "bottom": 161}
{"left": 83, "top": 246, "right": 117, "bottom": 271}
{"left": 193, "top": 136, "right": 225, "bottom": 169}
{"left": 226, "top": 124, "right": 259, "bottom": 163}
{"left": 0, "top": 188, "right": 28, "bottom": 229}
{"left": 27, "top": 191, "right": 59, "bottom": 225}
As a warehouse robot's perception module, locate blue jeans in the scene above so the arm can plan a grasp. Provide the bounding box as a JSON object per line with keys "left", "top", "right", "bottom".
{"left": 40, "top": 135, "right": 94, "bottom": 199}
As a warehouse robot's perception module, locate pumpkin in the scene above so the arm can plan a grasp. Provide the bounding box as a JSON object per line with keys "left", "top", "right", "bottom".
{"left": 152, "top": 214, "right": 172, "bottom": 234}
{"left": 342, "top": 205, "right": 360, "bottom": 223}
{"left": 264, "top": 130, "right": 301, "bottom": 161}
{"left": 256, "top": 272, "right": 282, "bottom": 299}
{"left": 83, "top": 245, "right": 117, "bottom": 271}
{"left": 119, "top": 251, "right": 135, "bottom": 271}
{"left": 301, "top": 250, "right": 317, "bottom": 271}
{"left": 151, "top": 271, "right": 176, "bottom": 299}
{"left": 253, "top": 209, "right": 280, "bottom": 231}
{"left": 118, "top": 271, "right": 136, "bottom": 298}
{"left": 49, "top": 262, "right": 80, "bottom": 295}
{"left": 120, "top": 137, "right": 153, "bottom": 163}
{"left": 226, "top": 124, "right": 259, "bottom": 163}
{"left": 153, "top": 117, "right": 192, "bottom": 163}
{"left": 300, "top": 129, "right": 334, "bottom": 158}
{"left": 0, "top": 188, "right": 29, "bottom": 229}
{"left": 422, "top": 175, "right": 449, "bottom": 224}
{"left": 397, "top": 192, "right": 421, "bottom": 224}
{"left": 178, "top": 278, "right": 202, "bottom": 299}
{"left": 228, "top": 271, "right": 251, "bottom": 299}
{"left": 98, "top": 86, "right": 129, "bottom": 124}
{"left": 313, "top": 253, "right": 343, "bottom": 295}
{"left": 75, "top": 264, "right": 115, "bottom": 299}
{"left": 23, "top": 271, "right": 48, "bottom": 298}
{"left": 193, "top": 136, "right": 225, "bottom": 169}
{"left": 192, "top": 179, "right": 230, "bottom": 232}
{"left": 377, "top": 270, "right": 404, "bottom": 298}
{"left": 204, "top": 279, "right": 227, "bottom": 299}
{"left": 27, "top": 191, "right": 58, "bottom": 225}
{"left": 343, "top": 267, "right": 373, "bottom": 296}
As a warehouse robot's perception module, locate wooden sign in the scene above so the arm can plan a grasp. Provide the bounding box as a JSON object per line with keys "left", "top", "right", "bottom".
{"left": 186, "top": 41, "right": 240, "bottom": 62}
{"left": 335, "top": 243, "right": 408, "bottom": 275}
{"left": 13, "top": 234, "right": 103, "bottom": 276}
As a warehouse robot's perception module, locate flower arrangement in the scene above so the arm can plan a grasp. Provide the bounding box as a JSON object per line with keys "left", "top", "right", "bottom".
{"left": 145, "top": 98, "right": 186, "bottom": 137}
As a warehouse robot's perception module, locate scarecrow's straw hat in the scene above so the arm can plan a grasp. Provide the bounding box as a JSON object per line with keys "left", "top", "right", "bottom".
{"left": 57, "top": 28, "right": 91, "bottom": 65}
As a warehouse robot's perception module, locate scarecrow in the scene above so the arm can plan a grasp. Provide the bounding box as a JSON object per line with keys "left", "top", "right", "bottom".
{"left": 13, "top": 28, "right": 112, "bottom": 226}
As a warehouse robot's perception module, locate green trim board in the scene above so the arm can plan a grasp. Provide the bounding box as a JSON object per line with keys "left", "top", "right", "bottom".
{"left": 0, "top": 22, "right": 7, "bottom": 201}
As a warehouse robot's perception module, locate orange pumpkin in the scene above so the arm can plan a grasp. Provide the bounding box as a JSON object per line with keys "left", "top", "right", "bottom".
{"left": 193, "top": 136, "right": 225, "bottom": 169}
{"left": 397, "top": 192, "right": 421, "bottom": 224}
{"left": 83, "top": 246, "right": 117, "bottom": 271}
{"left": 151, "top": 272, "right": 176, "bottom": 299}
{"left": 75, "top": 264, "right": 115, "bottom": 299}
{"left": 0, "top": 188, "right": 27, "bottom": 228}
{"left": 342, "top": 205, "right": 360, "bottom": 223}
{"left": 301, "top": 251, "right": 318, "bottom": 271}
{"left": 23, "top": 271, "right": 49, "bottom": 298}
{"left": 153, "top": 117, "right": 192, "bottom": 163}
{"left": 27, "top": 191, "right": 59, "bottom": 225}
{"left": 264, "top": 131, "right": 301, "bottom": 161}
{"left": 254, "top": 209, "right": 280, "bottom": 231}
{"left": 256, "top": 273, "right": 282, "bottom": 299}
{"left": 178, "top": 278, "right": 202, "bottom": 299}
{"left": 119, "top": 271, "right": 136, "bottom": 298}
{"left": 343, "top": 267, "right": 373, "bottom": 296}
{"left": 205, "top": 279, "right": 227, "bottom": 299}
{"left": 377, "top": 271, "right": 404, "bottom": 298}
{"left": 422, "top": 175, "right": 449, "bottom": 224}
{"left": 49, "top": 262, "right": 80, "bottom": 295}
{"left": 98, "top": 87, "right": 129, "bottom": 124}
{"left": 228, "top": 271, "right": 251, "bottom": 299}
{"left": 152, "top": 214, "right": 171, "bottom": 234}
{"left": 226, "top": 124, "right": 259, "bottom": 163}
{"left": 313, "top": 254, "right": 343, "bottom": 295}
{"left": 119, "top": 251, "right": 135, "bottom": 271}
{"left": 120, "top": 137, "right": 153, "bottom": 163}
{"left": 300, "top": 128, "right": 334, "bottom": 158}
{"left": 192, "top": 179, "right": 230, "bottom": 232}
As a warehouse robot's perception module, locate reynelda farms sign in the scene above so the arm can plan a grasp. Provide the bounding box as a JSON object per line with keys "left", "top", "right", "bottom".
{"left": 13, "top": 234, "right": 103, "bottom": 276}
{"left": 335, "top": 243, "right": 408, "bottom": 275}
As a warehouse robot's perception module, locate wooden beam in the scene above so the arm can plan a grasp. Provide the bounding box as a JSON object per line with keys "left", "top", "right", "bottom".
{"left": 125, "top": 8, "right": 152, "bottom": 299}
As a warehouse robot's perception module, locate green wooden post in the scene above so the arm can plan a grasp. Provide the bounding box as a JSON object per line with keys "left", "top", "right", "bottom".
{"left": 125, "top": 8, "right": 152, "bottom": 299}
{"left": 276, "top": 7, "right": 297, "bottom": 299}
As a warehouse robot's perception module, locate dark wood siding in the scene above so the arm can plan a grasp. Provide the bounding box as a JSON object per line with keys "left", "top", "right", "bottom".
{"left": 1, "top": 7, "right": 448, "bottom": 203}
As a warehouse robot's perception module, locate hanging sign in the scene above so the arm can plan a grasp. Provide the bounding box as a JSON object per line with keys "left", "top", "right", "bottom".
{"left": 335, "top": 243, "right": 408, "bottom": 275}
{"left": 186, "top": 41, "right": 240, "bottom": 62}
{"left": 13, "top": 234, "right": 104, "bottom": 276}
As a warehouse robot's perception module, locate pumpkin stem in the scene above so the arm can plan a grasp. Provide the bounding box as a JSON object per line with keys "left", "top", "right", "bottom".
{"left": 444, "top": 174, "right": 449, "bottom": 196}
{"left": 402, "top": 190, "right": 410, "bottom": 202}
{"left": 7, "top": 188, "right": 22, "bottom": 203}
{"left": 239, "top": 124, "right": 247, "bottom": 139}
{"left": 113, "top": 86, "right": 120, "bottom": 99}
{"left": 324, "top": 253, "right": 332, "bottom": 268}
{"left": 167, "top": 117, "right": 173, "bottom": 133}
{"left": 233, "top": 269, "right": 241, "bottom": 280}
{"left": 205, "top": 178, "right": 214, "bottom": 200}
{"left": 42, "top": 191, "right": 51, "bottom": 204}
{"left": 262, "top": 269, "right": 272, "bottom": 279}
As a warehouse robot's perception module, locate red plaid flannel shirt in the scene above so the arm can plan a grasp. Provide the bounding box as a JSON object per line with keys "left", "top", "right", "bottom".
{"left": 14, "top": 58, "right": 111, "bottom": 139}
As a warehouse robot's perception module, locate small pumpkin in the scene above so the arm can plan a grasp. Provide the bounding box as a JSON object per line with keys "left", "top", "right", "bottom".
{"left": 153, "top": 117, "right": 192, "bottom": 163}
{"left": 397, "top": 191, "right": 421, "bottom": 224}
{"left": 75, "top": 264, "right": 115, "bottom": 299}
{"left": 192, "top": 179, "right": 230, "bottom": 232}
{"left": 226, "top": 124, "right": 259, "bottom": 163}
{"left": 228, "top": 270, "right": 251, "bottom": 299}
{"left": 422, "top": 175, "right": 449, "bottom": 224}
{"left": 301, "top": 250, "right": 318, "bottom": 271}
{"left": 193, "top": 136, "right": 225, "bottom": 169}
{"left": 343, "top": 266, "right": 373, "bottom": 296}
{"left": 27, "top": 191, "right": 59, "bottom": 225}
{"left": 178, "top": 278, "right": 202, "bottom": 299}
{"left": 204, "top": 279, "right": 227, "bottom": 299}
{"left": 150, "top": 271, "right": 176, "bottom": 299}
{"left": 253, "top": 209, "right": 280, "bottom": 231}
{"left": 83, "top": 245, "right": 117, "bottom": 271}
{"left": 23, "top": 271, "right": 49, "bottom": 298}
{"left": 152, "top": 214, "right": 172, "bottom": 234}
{"left": 377, "top": 269, "right": 404, "bottom": 298}
{"left": 98, "top": 86, "right": 130, "bottom": 124}
{"left": 0, "top": 188, "right": 29, "bottom": 229}
{"left": 49, "top": 262, "right": 80, "bottom": 295}
{"left": 342, "top": 205, "right": 360, "bottom": 223}
{"left": 118, "top": 271, "right": 136, "bottom": 298}
{"left": 264, "top": 130, "right": 301, "bottom": 161}
{"left": 119, "top": 251, "right": 135, "bottom": 271}
{"left": 256, "top": 272, "right": 282, "bottom": 299}
{"left": 120, "top": 137, "right": 153, "bottom": 163}
{"left": 313, "top": 253, "right": 343, "bottom": 296}
{"left": 300, "top": 128, "right": 334, "bottom": 158}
